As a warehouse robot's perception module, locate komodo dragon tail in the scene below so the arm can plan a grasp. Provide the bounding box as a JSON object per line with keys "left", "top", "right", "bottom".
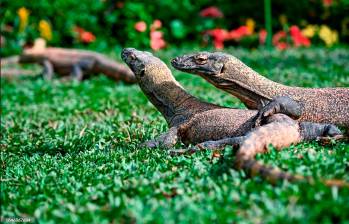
{"left": 235, "top": 118, "right": 349, "bottom": 188}
{"left": 1, "top": 55, "right": 39, "bottom": 77}
{"left": 1, "top": 56, "right": 20, "bottom": 66}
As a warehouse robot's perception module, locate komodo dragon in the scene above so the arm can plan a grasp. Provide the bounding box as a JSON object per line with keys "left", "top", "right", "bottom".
{"left": 121, "top": 48, "right": 347, "bottom": 187}
{"left": 171, "top": 52, "right": 349, "bottom": 128}
{"left": 1, "top": 47, "right": 136, "bottom": 83}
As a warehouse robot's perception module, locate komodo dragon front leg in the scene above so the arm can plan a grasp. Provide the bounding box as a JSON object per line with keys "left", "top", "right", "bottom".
{"left": 41, "top": 57, "right": 95, "bottom": 81}
{"left": 42, "top": 59, "right": 54, "bottom": 80}
{"left": 254, "top": 96, "right": 302, "bottom": 127}
{"left": 70, "top": 58, "right": 96, "bottom": 81}
{"left": 141, "top": 127, "right": 179, "bottom": 148}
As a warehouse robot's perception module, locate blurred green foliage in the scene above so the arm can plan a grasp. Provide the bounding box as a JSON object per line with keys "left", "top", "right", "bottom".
{"left": 0, "top": 0, "right": 348, "bottom": 55}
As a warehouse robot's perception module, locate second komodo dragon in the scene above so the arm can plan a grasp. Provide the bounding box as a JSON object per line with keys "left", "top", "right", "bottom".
{"left": 171, "top": 52, "right": 349, "bottom": 128}
{"left": 1, "top": 47, "right": 136, "bottom": 83}
{"left": 121, "top": 48, "right": 347, "bottom": 187}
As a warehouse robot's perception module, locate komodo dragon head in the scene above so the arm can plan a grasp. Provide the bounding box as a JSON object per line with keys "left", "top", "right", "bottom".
{"left": 19, "top": 38, "right": 47, "bottom": 63}
{"left": 171, "top": 52, "right": 230, "bottom": 77}
{"left": 171, "top": 52, "right": 273, "bottom": 109}
{"left": 121, "top": 48, "right": 179, "bottom": 88}
{"left": 170, "top": 51, "right": 254, "bottom": 90}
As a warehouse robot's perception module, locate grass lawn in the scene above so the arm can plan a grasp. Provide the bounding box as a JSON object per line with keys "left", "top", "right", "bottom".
{"left": 1, "top": 47, "right": 349, "bottom": 223}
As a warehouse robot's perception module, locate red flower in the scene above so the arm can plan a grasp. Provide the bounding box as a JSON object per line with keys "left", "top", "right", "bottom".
{"left": 289, "top": 25, "right": 311, "bottom": 47}
{"left": 148, "top": 19, "right": 166, "bottom": 51}
{"left": 272, "top": 31, "right": 286, "bottom": 45}
{"left": 150, "top": 30, "right": 166, "bottom": 51}
{"left": 74, "top": 26, "right": 96, "bottom": 43}
{"left": 81, "top": 32, "right": 96, "bottom": 43}
{"left": 259, "top": 29, "right": 267, "bottom": 44}
{"left": 207, "top": 28, "right": 228, "bottom": 49}
{"left": 227, "top": 26, "right": 250, "bottom": 41}
{"left": 134, "top": 21, "right": 147, "bottom": 32}
{"left": 323, "top": 0, "right": 333, "bottom": 6}
{"left": 116, "top": 1, "right": 124, "bottom": 8}
{"left": 275, "top": 42, "right": 288, "bottom": 50}
{"left": 151, "top": 20, "right": 162, "bottom": 31}
{"left": 200, "top": 6, "right": 223, "bottom": 18}
{"left": 272, "top": 31, "right": 288, "bottom": 50}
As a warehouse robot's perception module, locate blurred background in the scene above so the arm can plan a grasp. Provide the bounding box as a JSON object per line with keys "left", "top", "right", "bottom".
{"left": 1, "top": 0, "right": 348, "bottom": 55}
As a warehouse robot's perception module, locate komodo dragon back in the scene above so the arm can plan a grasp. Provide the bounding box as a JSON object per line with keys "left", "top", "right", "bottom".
{"left": 6, "top": 47, "right": 136, "bottom": 83}
{"left": 171, "top": 52, "right": 349, "bottom": 128}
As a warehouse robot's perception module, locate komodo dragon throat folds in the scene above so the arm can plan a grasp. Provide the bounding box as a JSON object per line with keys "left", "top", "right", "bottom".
{"left": 171, "top": 52, "right": 349, "bottom": 128}
{"left": 121, "top": 48, "right": 348, "bottom": 188}
{"left": 1, "top": 47, "right": 136, "bottom": 83}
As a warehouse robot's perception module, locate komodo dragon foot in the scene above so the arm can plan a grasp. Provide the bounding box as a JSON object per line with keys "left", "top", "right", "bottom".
{"left": 254, "top": 96, "right": 302, "bottom": 127}
{"left": 140, "top": 127, "right": 179, "bottom": 149}
{"left": 169, "top": 136, "right": 246, "bottom": 156}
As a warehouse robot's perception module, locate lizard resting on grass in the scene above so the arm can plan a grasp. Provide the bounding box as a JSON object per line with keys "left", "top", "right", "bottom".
{"left": 171, "top": 52, "right": 349, "bottom": 128}
{"left": 121, "top": 48, "right": 348, "bottom": 187}
{"left": 1, "top": 47, "right": 136, "bottom": 83}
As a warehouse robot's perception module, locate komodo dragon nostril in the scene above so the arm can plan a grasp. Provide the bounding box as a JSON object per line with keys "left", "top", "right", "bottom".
{"left": 171, "top": 57, "right": 179, "bottom": 64}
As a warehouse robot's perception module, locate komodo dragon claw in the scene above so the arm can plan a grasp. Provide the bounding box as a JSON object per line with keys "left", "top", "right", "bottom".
{"left": 317, "top": 135, "right": 345, "bottom": 145}
{"left": 169, "top": 136, "right": 245, "bottom": 156}
{"left": 254, "top": 96, "right": 302, "bottom": 127}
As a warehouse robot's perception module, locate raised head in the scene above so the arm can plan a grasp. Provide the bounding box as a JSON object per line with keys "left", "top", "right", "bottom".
{"left": 19, "top": 38, "right": 47, "bottom": 63}
{"left": 121, "top": 48, "right": 189, "bottom": 125}
{"left": 171, "top": 51, "right": 260, "bottom": 87}
{"left": 121, "top": 48, "right": 175, "bottom": 86}
{"left": 171, "top": 51, "right": 276, "bottom": 109}
{"left": 19, "top": 49, "right": 45, "bottom": 63}
{"left": 171, "top": 52, "right": 231, "bottom": 77}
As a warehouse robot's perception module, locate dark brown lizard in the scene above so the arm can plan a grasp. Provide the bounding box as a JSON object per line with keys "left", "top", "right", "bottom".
{"left": 121, "top": 48, "right": 347, "bottom": 187}
{"left": 171, "top": 52, "right": 349, "bottom": 128}
{"left": 1, "top": 47, "right": 136, "bottom": 83}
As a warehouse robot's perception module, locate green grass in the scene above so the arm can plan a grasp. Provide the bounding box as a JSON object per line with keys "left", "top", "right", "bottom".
{"left": 1, "top": 47, "right": 349, "bottom": 223}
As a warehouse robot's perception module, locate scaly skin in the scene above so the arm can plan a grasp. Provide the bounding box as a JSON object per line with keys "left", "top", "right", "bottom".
{"left": 171, "top": 52, "right": 349, "bottom": 128}
{"left": 122, "top": 48, "right": 347, "bottom": 188}
{"left": 1, "top": 47, "right": 136, "bottom": 83}
{"left": 121, "top": 48, "right": 257, "bottom": 145}
{"left": 235, "top": 114, "right": 348, "bottom": 187}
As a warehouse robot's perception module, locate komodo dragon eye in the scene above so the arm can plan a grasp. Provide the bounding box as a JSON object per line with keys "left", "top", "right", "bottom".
{"left": 139, "top": 69, "right": 145, "bottom": 77}
{"left": 194, "top": 54, "right": 208, "bottom": 65}
{"left": 128, "top": 53, "right": 136, "bottom": 61}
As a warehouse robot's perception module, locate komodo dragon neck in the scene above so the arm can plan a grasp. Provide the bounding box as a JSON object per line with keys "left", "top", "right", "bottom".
{"left": 139, "top": 76, "right": 220, "bottom": 127}
{"left": 217, "top": 57, "right": 349, "bottom": 127}
{"left": 213, "top": 70, "right": 287, "bottom": 109}
{"left": 214, "top": 56, "right": 290, "bottom": 109}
